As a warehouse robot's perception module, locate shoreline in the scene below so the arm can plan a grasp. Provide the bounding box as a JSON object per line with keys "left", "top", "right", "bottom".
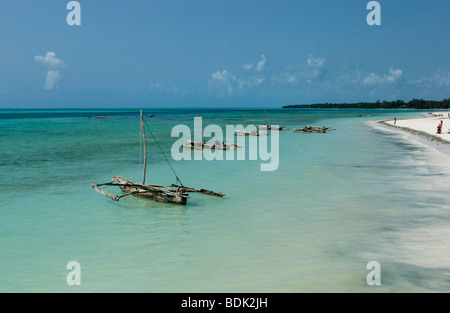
{"left": 369, "top": 112, "right": 450, "bottom": 156}
{"left": 383, "top": 112, "right": 450, "bottom": 143}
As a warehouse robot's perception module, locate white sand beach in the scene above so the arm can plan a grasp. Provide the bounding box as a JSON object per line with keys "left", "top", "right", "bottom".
{"left": 384, "top": 112, "right": 450, "bottom": 143}
{"left": 369, "top": 111, "right": 450, "bottom": 158}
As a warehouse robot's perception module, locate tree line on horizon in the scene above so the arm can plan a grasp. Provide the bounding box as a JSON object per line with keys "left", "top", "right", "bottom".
{"left": 282, "top": 99, "right": 450, "bottom": 109}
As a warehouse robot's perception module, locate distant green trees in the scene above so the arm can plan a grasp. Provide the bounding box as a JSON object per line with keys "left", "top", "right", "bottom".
{"left": 282, "top": 99, "right": 450, "bottom": 109}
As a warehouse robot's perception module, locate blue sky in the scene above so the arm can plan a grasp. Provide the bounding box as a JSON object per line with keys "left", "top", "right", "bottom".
{"left": 0, "top": 0, "right": 449, "bottom": 108}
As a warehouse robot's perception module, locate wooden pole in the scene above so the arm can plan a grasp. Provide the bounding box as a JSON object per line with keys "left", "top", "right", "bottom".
{"left": 265, "top": 110, "right": 269, "bottom": 126}
{"left": 141, "top": 110, "right": 148, "bottom": 185}
{"left": 244, "top": 112, "right": 247, "bottom": 128}
{"left": 91, "top": 184, "right": 120, "bottom": 201}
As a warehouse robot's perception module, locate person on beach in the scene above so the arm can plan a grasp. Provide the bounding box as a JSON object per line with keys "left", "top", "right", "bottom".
{"left": 394, "top": 117, "right": 397, "bottom": 125}
{"left": 437, "top": 122, "right": 442, "bottom": 134}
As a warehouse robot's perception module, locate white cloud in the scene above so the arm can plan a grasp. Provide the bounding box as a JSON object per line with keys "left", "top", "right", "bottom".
{"left": 148, "top": 83, "right": 178, "bottom": 94}
{"left": 387, "top": 68, "right": 402, "bottom": 82}
{"left": 408, "top": 71, "right": 450, "bottom": 89}
{"left": 209, "top": 69, "right": 265, "bottom": 97}
{"left": 211, "top": 70, "right": 232, "bottom": 82}
{"left": 271, "top": 70, "right": 299, "bottom": 86}
{"left": 306, "top": 56, "right": 325, "bottom": 67}
{"left": 35, "top": 52, "right": 65, "bottom": 68}
{"left": 253, "top": 77, "right": 265, "bottom": 86}
{"left": 209, "top": 70, "right": 235, "bottom": 96}
{"left": 429, "top": 71, "right": 450, "bottom": 87}
{"left": 256, "top": 55, "right": 266, "bottom": 72}
{"left": 35, "top": 52, "right": 66, "bottom": 90}
{"left": 44, "top": 70, "right": 62, "bottom": 90}
{"left": 363, "top": 73, "right": 384, "bottom": 85}
{"left": 242, "top": 63, "right": 254, "bottom": 71}
{"left": 271, "top": 55, "right": 326, "bottom": 86}
{"left": 363, "top": 68, "right": 402, "bottom": 85}
{"left": 287, "top": 75, "right": 297, "bottom": 84}
{"left": 241, "top": 55, "right": 266, "bottom": 72}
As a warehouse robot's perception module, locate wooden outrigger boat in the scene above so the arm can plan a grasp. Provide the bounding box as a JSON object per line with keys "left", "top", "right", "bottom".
{"left": 293, "top": 111, "right": 335, "bottom": 134}
{"left": 235, "top": 112, "right": 268, "bottom": 136}
{"left": 91, "top": 110, "right": 224, "bottom": 205}
{"left": 293, "top": 126, "right": 334, "bottom": 133}
{"left": 182, "top": 115, "right": 241, "bottom": 150}
{"left": 258, "top": 110, "right": 289, "bottom": 131}
{"left": 183, "top": 140, "right": 241, "bottom": 150}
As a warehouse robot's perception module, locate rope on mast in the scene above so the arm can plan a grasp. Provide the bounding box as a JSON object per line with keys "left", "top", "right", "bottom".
{"left": 142, "top": 118, "right": 184, "bottom": 187}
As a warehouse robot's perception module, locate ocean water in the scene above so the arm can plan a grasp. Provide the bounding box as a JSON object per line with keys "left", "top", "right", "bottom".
{"left": 1, "top": 108, "right": 449, "bottom": 293}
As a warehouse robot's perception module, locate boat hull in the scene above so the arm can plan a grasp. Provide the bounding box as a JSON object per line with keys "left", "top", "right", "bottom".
{"left": 293, "top": 126, "right": 334, "bottom": 133}
{"left": 182, "top": 140, "right": 240, "bottom": 150}
{"left": 258, "top": 125, "right": 289, "bottom": 131}
{"left": 234, "top": 130, "right": 268, "bottom": 136}
{"left": 113, "top": 176, "right": 188, "bottom": 205}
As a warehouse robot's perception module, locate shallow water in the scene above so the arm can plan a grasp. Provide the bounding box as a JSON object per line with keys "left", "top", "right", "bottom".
{"left": 1, "top": 108, "right": 449, "bottom": 292}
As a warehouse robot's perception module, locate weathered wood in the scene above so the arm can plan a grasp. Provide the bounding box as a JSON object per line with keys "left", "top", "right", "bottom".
{"left": 293, "top": 126, "right": 334, "bottom": 133}
{"left": 171, "top": 184, "right": 225, "bottom": 197}
{"left": 113, "top": 176, "right": 189, "bottom": 205}
{"left": 92, "top": 175, "right": 225, "bottom": 204}
{"left": 183, "top": 140, "right": 241, "bottom": 150}
{"left": 182, "top": 140, "right": 204, "bottom": 150}
{"left": 97, "top": 178, "right": 223, "bottom": 197}
{"left": 91, "top": 184, "right": 120, "bottom": 201}
{"left": 235, "top": 129, "right": 267, "bottom": 136}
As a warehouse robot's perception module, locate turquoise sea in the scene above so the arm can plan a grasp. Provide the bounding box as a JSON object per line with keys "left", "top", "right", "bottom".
{"left": 1, "top": 108, "right": 449, "bottom": 292}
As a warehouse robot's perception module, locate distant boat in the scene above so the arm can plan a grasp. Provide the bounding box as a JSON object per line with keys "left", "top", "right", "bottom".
{"left": 91, "top": 110, "right": 224, "bottom": 205}
{"left": 293, "top": 126, "right": 334, "bottom": 133}
{"left": 293, "top": 111, "right": 335, "bottom": 133}
{"left": 95, "top": 116, "right": 106, "bottom": 119}
{"left": 258, "top": 110, "right": 289, "bottom": 131}
{"left": 182, "top": 115, "right": 241, "bottom": 150}
{"left": 183, "top": 140, "right": 241, "bottom": 150}
{"left": 235, "top": 112, "right": 268, "bottom": 136}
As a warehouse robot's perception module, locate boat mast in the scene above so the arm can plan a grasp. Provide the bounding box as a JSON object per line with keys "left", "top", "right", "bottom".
{"left": 300, "top": 110, "right": 307, "bottom": 127}
{"left": 141, "top": 110, "right": 148, "bottom": 185}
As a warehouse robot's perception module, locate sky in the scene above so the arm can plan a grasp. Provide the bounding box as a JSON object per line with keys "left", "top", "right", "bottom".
{"left": 0, "top": 0, "right": 449, "bottom": 108}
